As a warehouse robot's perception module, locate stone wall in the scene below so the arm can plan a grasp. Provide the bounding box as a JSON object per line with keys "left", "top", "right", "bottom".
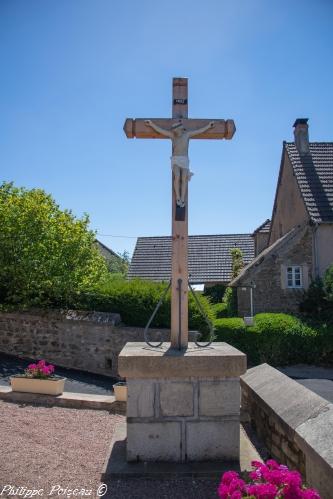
{"left": 269, "top": 150, "right": 309, "bottom": 245}
{"left": 0, "top": 310, "right": 171, "bottom": 378}
{"left": 241, "top": 364, "right": 333, "bottom": 498}
{"left": 237, "top": 226, "right": 313, "bottom": 316}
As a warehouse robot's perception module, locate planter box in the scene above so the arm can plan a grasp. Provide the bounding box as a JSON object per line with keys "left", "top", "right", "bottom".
{"left": 114, "top": 382, "right": 127, "bottom": 402}
{"left": 10, "top": 376, "right": 66, "bottom": 396}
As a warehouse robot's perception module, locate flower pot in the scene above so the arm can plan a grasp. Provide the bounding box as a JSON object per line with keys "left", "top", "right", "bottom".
{"left": 113, "top": 382, "right": 127, "bottom": 402}
{"left": 10, "top": 376, "right": 66, "bottom": 396}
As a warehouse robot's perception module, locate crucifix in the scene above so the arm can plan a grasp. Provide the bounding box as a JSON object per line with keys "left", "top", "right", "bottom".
{"left": 124, "top": 77, "right": 235, "bottom": 350}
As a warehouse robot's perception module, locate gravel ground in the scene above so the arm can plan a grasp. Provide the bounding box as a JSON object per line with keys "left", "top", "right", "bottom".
{"left": 0, "top": 401, "right": 220, "bottom": 499}
{"left": 104, "top": 478, "right": 219, "bottom": 498}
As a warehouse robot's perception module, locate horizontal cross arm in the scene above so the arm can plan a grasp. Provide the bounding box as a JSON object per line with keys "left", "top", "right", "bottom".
{"left": 123, "top": 118, "right": 236, "bottom": 140}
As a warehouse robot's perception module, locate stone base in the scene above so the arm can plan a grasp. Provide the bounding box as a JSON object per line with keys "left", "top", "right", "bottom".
{"left": 102, "top": 420, "right": 266, "bottom": 479}
{"left": 119, "top": 342, "right": 247, "bottom": 463}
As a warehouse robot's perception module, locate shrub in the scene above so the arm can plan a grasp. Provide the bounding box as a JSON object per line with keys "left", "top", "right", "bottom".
{"left": 300, "top": 277, "right": 328, "bottom": 316}
{"left": 106, "top": 250, "right": 131, "bottom": 276}
{"left": 203, "top": 284, "right": 226, "bottom": 304}
{"left": 214, "top": 317, "right": 260, "bottom": 364}
{"left": 0, "top": 182, "right": 108, "bottom": 308}
{"left": 76, "top": 278, "right": 215, "bottom": 334}
{"left": 214, "top": 313, "right": 332, "bottom": 366}
{"left": 222, "top": 287, "right": 238, "bottom": 317}
{"left": 221, "top": 247, "right": 243, "bottom": 317}
{"left": 211, "top": 302, "right": 229, "bottom": 318}
{"left": 324, "top": 264, "right": 333, "bottom": 304}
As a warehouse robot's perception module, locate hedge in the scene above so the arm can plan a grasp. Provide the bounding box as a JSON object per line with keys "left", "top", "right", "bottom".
{"left": 75, "top": 278, "right": 215, "bottom": 334}
{"left": 211, "top": 302, "right": 229, "bottom": 318}
{"left": 214, "top": 313, "right": 333, "bottom": 366}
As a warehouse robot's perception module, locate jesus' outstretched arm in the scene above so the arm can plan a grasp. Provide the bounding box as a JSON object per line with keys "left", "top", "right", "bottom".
{"left": 144, "top": 120, "right": 173, "bottom": 138}
{"left": 188, "top": 121, "right": 215, "bottom": 138}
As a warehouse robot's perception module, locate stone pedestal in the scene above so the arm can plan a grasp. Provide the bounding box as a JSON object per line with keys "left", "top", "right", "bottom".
{"left": 118, "top": 342, "right": 246, "bottom": 463}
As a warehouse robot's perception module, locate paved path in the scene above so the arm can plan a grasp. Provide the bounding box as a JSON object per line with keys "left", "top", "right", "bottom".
{"left": 278, "top": 364, "right": 333, "bottom": 403}
{"left": 0, "top": 353, "right": 116, "bottom": 395}
{"left": 2, "top": 353, "right": 333, "bottom": 402}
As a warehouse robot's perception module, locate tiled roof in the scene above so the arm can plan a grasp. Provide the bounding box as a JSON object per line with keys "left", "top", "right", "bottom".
{"left": 285, "top": 142, "right": 333, "bottom": 223}
{"left": 252, "top": 219, "right": 271, "bottom": 235}
{"left": 128, "top": 234, "right": 254, "bottom": 284}
{"left": 230, "top": 225, "right": 306, "bottom": 287}
{"left": 95, "top": 240, "right": 120, "bottom": 260}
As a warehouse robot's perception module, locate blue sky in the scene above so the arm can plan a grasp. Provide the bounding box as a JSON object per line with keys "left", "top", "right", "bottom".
{"left": 1, "top": 0, "right": 332, "bottom": 256}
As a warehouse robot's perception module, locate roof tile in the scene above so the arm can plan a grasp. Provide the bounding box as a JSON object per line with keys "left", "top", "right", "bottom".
{"left": 129, "top": 234, "right": 254, "bottom": 283}
{"left": 285, "top": 143, "right": 333, "bottom": 223}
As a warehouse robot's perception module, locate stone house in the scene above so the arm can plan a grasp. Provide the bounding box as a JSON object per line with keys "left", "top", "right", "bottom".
{"left": 231, "top": 119, "right": 333, "bottom": 316}
{"left": 95, "top": 240, "right": 122, "bottom": 267}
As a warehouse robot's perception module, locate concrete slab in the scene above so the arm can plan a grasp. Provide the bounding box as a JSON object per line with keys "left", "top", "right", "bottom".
{"left": 119, "top": 342, "right": 247, "bottom": 379}
{"left": 241, "top": 364, "right": 330, "bottom": 435}
{"left": 0, "top": 386, "right": 125, "bottom": 412}
{"left": 295, "top": 405, "right": 333, "bottom": 499}
{"left": 102, "top": 422, "right": 266, "bottom": 479}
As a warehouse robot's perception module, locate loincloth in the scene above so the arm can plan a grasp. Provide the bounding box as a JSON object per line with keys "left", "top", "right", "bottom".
{"left": 171, "top": 155, "right": 194, "bottom": 178}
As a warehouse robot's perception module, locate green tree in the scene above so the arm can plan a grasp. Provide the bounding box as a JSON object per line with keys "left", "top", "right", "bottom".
{"left": 223, "top": 248, "right": 244, "bottom": 316}
{"left": 230, "top": 247, "right": 244, "bottom": 279}
{"left": 324, "top": 264, "right": 333, "bottom": 303}
{"left": 107, "top": 250, "right": 131, "bottom": 276}
{"left": 0, "top": 182, "right": 108, "bottom": 307}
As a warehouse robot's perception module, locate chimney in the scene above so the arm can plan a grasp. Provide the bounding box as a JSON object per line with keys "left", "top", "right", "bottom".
{"left": 293, "top": 118, "right": 309, "bottom": 154}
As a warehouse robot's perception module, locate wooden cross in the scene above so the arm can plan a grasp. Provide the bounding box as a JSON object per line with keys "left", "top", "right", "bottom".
{"left": 124, "top": 77, "right": 235, "bottom": 350}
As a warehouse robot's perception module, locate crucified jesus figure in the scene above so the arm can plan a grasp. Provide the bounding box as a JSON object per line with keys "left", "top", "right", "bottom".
{"left": 144, "top": 119, "right": 215, "bottom": 207}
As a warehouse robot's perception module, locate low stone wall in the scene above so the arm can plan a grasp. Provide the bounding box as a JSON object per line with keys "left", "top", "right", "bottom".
{"left": 241, "top": 363, "right": 333, "bottom": 498}
{"left": 0, "top": 310, "right": 171, "bottom": 378}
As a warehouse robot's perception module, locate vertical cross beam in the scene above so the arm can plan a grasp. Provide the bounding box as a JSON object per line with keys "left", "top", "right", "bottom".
{"left": 171, "top": 78, "right": 189, "bottom": 349}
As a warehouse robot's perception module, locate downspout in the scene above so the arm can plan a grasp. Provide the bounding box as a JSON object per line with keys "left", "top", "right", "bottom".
{"left": 250, "top": 282, "right": 256, "bottom": 317}
{"left": 250, "top": 287, "right": 253, "bottom": 317}
{"left": 312, "top": 222, "right": 319, "bottom": 278}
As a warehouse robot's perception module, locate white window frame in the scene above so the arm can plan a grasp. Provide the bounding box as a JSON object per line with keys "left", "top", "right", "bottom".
{"left": 286, "top": 266, "right": 303, "bottom": 289}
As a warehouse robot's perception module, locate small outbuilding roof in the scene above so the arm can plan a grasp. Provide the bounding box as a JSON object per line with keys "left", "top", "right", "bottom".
{"left": 285, "top": 142, "right": 333, "bottom": 223}
{"left": 252, "top": 219, "right": 271, "bottom": 236}
{"left": 128, "top": 234, "right": 255, "bottom": 284}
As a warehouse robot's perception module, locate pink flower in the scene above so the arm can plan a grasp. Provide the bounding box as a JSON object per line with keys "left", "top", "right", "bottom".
{"left": 252, "top": 483, "right": 278, "bottom": 498}
{"left": 221, "top": 471, "right": 240, "bottom": 486}
{"left": 266, "top": 459, "right": 280, "bottom": 470}
{"left": 285, "top": 470, "right": 303, "bottom": 489}
{"left": 302, "top": 489, "right": 321, "bottom": 499}
{"left": 283, "top": 485, "right": 304, "bottom": 499}
{"left": 246, "top": 484, "right": 259, "bottom": 495}
{"left": 218, "top": 460, "right": 321, "bottom": 499}
{"left": 230, "top": 492, "right": 242, "bottom": 499}
{"left": 267, "top": 469, "right": 287, "bottom": 486}
{"left": 251, "top": 460, "right": 265, "bottom": 469}
{"left": 228, "top": 478, "right": 246, "bottom": 494}
{"left": 25, "top": 359, "right": 55, "bottom": 379}
{"left": 217, "top": 483, "right": 229, "bottom": 499}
